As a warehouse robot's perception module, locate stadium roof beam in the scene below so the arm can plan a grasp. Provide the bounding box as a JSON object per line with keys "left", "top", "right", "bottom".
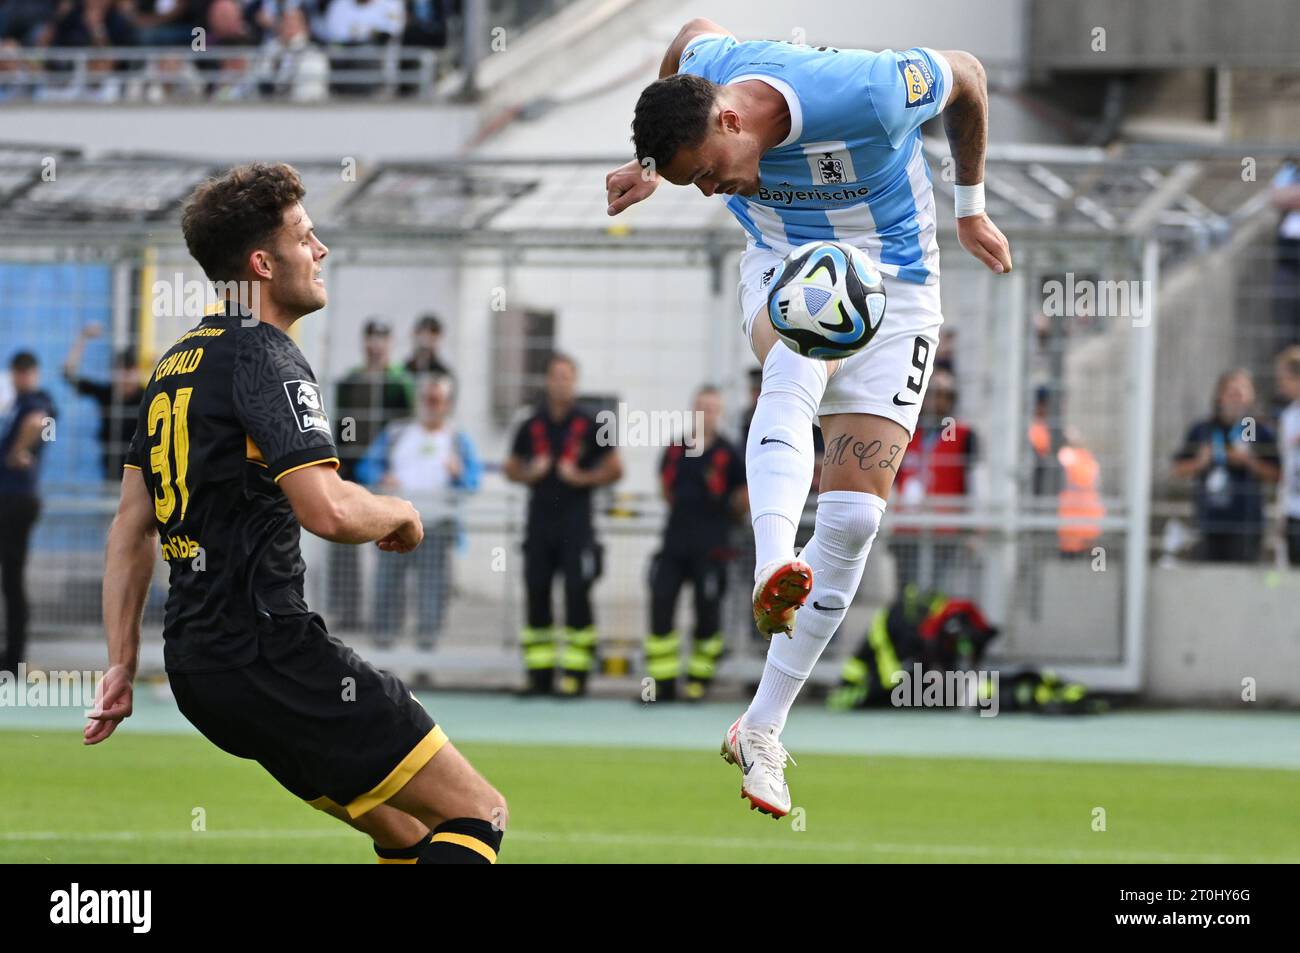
{"left": 1124, "top": 161, "right": 1204, "bottom": 236}
{"left": 1025, "top": 163, "right": 1116, "bottom": 232}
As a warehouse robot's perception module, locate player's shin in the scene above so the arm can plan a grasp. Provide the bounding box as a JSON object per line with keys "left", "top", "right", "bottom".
{"left": 744, "top": 491, "right": 885, "bottom": 732}
{"left": 746, "top": 342, "right": 827, "bottom": 574}
{"left": 419, "top": 818, "right": 504, "bottom": 864}
{"left": 374, "top": 832, "right": 431, "bottom": 864}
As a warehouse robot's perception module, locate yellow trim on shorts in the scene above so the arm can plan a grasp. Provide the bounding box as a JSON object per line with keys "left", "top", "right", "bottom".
{"left": 375, "top": 856, "right": 418, "bottom": 865}
{"left": 308, "top": 724, "right": 448, "bottom": 820}
{"left": 431, "top": 831, "right": 498, "bottom": 864}
{"left": 274, "top": 456, "right": 340, "bottom": 483}
{"left": 122, "top": 463, "right": 141, "bottom": 471}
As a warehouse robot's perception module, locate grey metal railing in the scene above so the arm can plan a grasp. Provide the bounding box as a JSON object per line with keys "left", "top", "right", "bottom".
{"left": 0, "top": 45, "right": 440, "bottom": 102}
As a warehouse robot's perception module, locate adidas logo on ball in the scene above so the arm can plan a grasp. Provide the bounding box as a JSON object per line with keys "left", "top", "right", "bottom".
{"left": 766, "top": 240, "right": 887, "bottom": 361}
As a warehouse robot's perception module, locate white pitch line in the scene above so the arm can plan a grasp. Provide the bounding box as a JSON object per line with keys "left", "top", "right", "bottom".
{"left": 0, "top": 828, "right": 1275, "bottom": 863}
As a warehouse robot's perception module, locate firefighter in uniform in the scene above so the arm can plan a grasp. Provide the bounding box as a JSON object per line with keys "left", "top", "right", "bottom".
{"left": 504, "top": 354, "right": 622, "bottom": 696}
{"left": 645, "top": 386, "right": 747, "bottom": 701}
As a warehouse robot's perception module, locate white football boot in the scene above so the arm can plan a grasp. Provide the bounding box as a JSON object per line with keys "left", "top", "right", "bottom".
{"left": 720, "top": 717, "right": 796, "bottom": 818}
{"left": 751, "top": 557, "right": 813, "bottom": 638}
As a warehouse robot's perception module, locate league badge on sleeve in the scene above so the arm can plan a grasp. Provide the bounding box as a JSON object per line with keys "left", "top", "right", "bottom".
{"left": 899, "top": 57, "right": 936, "bottom": 108}
{"left": 284, "top": 379, "right": 331, "bottom": 433}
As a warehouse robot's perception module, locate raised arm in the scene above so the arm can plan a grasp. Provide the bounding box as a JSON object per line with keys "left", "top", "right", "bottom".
{"left": 64, "top": 323, "right": 101, "bottom": 384}
{"left": 659, "top": 17, "right": 731, "bottom": 78}
{"left": 939, "top": 50, "right": 1013, "bottom": 275}
{"left": 607, "top": 18, "right": 732, "bottom": 215}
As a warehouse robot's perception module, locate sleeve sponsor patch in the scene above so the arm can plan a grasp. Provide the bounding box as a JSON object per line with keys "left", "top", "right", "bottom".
{"left": 284, "top": 379, "right": 331, "bottom": 433}
{"left": 898, "top": 57, "right": 936, "bottom": 108}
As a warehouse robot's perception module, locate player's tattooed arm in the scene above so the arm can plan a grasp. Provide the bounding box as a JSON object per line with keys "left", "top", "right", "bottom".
{"left": 659, "top": 17, "right": 731, "bottom": 78}
{"left": 823, "top": 434, "right": 904, "bottom": 472}
{"left": 940, "top": 50, "right": 1013, "bottom": 274}
{"left": 939, "top": 50, "right": 988, "bottom": 186}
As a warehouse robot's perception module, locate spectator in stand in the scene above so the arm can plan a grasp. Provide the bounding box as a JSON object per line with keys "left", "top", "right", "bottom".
{"left": 0, "top": 1, "right": 59, "bottom": 46}
{"left": 0, "top": 37, "right": 35, "bottom": 102}
{"left": 1274, "top": 346, "right": 1300, "bottom": 565}
{"left": 403, "top": 312, "right": 450, "bottom": 376}
{"left": 403, "top": 0, "right": 448, "bottom": 48}
{"left": 891, "top": 369, "right": 978, "bottom": 593}
{"left": 47, "top": 0, "right": 139, "bottom": 48}
{"left": 320, "top": 0, "right": 403, "bottom": 95}
{"left": 207, "top": 0, "right": 255, "bottom": 44}
{"left": 256, "top": 4, "right": 328, "bottom": 101}
{"left": 134, "top": 0, "right": 199, "bottom": 45}
{"left": 0, "top": 352, "right": 57, "bottom": 676}
{"left": 356, "top": 373, "right": 480, "bottom": 649}
{"left": 322, "top": 0, "right": 404, "bottom": 43}
{"left": 62, "top": 322, "right": 145, "bottom": 481}
{"left": 1172, "top": 369, "right": 1280, "bottom": 564}
{"left": 330, "top": 318, "right": 412, "bottom": 629}
{"left": 1270, "top": 158, "right": 1300, "bottom": 347}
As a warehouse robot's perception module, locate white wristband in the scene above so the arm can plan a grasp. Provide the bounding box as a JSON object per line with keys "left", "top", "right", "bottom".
{"left": 954, "top": 182, "right": 986, "bottom": 218}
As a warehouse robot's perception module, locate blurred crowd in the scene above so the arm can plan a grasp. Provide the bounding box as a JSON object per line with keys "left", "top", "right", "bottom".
{"left": 0, "top": 0, "right": 455, "bottom": 100}
{"left": 0, "top": 1, "right": 451, "bottom": 48}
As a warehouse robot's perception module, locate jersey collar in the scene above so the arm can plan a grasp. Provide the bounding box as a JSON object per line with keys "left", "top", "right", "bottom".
{"left": 728, "top": 73, "right": 803, "bottom": 148}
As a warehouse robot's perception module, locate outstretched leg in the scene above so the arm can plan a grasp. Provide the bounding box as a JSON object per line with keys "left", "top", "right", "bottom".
{"left": 744, "top": 313, "right": 831, "bottom": 635}
{"left": 745, "top": 412, "right": 904, "bottom": 733}
{"left": 724, "top": 412, "right": 906, "bottom": 818}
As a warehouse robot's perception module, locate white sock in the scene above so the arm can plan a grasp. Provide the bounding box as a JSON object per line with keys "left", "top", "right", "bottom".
{"left": 745, "top": 344, "right": 827, "bottom": 577}
{"left": 744, "top": 490, "right": 886, "bottom": 733}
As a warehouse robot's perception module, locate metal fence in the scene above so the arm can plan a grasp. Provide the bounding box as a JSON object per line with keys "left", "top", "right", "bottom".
{"left": 0, "top": 45, "right": 440, "bottom": 103}
{"left": 2, "top": 149, "right": 1295, "bottom": 696}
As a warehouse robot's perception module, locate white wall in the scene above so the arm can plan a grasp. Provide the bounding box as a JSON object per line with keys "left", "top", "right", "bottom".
{"left": 1146, "top": 564, "right": 1300, "bottom": 706}
{"left": 3, "top": 102, "right": 479, "bottom": 161}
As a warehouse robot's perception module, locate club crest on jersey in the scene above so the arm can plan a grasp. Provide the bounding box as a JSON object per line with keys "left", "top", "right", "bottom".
{"left": 816, "top": 155, "right": 847, "bottom": 184}
{"left": 899, "top": 57, "right": 936, "bottom": 108}
{"left": 803, "top": 142, "right": 857, "bottom": 186}
{"left": 284, "top": 379, "right": 330, "bottom": 433}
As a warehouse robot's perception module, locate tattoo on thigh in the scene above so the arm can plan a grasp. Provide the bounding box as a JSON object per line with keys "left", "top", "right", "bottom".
{"left": 823, "top": 434, "right": 904, "bottom": 472}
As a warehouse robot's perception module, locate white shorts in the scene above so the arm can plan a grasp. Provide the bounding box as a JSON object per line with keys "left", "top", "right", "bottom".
{"left": 738, "top": 244, "right": 944, "bottom": 437}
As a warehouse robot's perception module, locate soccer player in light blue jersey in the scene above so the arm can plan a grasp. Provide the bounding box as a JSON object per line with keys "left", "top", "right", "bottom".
{"left": 605, "top": 18, "right": 1013, "bottom": 818}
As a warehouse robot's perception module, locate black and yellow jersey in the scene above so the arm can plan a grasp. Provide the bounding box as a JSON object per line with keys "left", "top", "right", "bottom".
{"left": 124, "top": 305, "right": 338, "bottom": 672}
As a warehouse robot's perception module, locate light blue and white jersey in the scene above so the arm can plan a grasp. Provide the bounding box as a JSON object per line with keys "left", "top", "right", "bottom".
{"left": 678, "top": 34, "right": 952, "bottom": 285}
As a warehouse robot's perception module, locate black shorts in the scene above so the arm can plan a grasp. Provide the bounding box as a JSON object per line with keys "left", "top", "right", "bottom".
{"left": 168, "top": 611, "right": 444, "bottom": 819}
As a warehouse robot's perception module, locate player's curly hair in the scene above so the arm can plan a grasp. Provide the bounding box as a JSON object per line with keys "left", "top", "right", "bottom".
{"left": 181, "top": 162, "right": 307, "bottom": 282}
{"left": 632, "top": 74, "right": 718, "bottom": 168}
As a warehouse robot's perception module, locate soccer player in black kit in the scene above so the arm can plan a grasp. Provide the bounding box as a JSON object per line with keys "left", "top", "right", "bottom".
{"left": 503, "top": 353, "right": 622, "bottom": 697}
{"left": 646, "top": 386, "right": 747, "bottom": 701}
{"left": 85, "top": 163, "right": 507, "bottom": 864}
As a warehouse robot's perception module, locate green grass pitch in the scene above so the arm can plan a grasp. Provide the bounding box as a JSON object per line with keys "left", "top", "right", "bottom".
{"left": 3, "top": 729, "right": 1298, "bottom": 863}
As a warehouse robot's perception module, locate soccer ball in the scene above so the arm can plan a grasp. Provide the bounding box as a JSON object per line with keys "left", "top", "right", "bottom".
{"left": 767, "top": 240, "right": 886, "bottom": 360}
